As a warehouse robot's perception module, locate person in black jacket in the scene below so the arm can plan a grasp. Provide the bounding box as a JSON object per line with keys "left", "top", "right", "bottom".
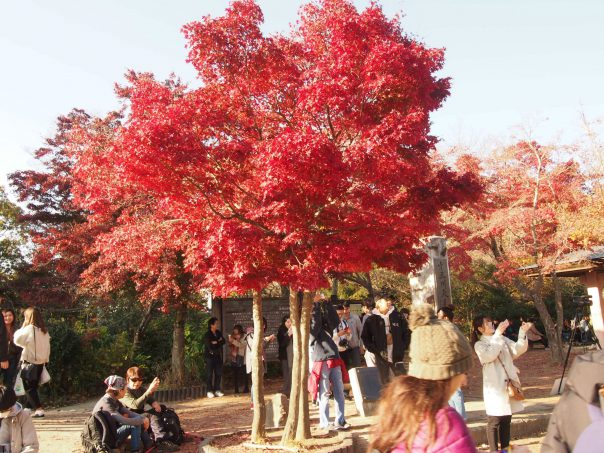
{"left": 0, "top": 303, "right": 16, "bottom": 387}
{"left": 204, "top": 317, "right": 225, "bottom": 398}
{"left": 361, "top": 295, "right": 410, "bottom": 384}
{"left": 277, "top": 316, "right": 293, "bottom": 396}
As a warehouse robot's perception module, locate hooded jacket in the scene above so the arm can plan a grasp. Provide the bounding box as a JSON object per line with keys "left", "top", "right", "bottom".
{"left": 310, "top": 301, "right": 340, "bottom": 362}
{"left": 0, "top": 403, "right": 39, "bottom": 452}
{"left": 541, "top": 350, "right": 604, "bottom": 453}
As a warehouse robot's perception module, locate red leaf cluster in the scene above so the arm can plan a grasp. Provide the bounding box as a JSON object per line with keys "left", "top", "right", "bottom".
{"left": 65, "top": 0, "right": 481, "bottom": 295}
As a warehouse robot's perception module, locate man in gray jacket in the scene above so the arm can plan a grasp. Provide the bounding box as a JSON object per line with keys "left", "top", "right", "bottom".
{"left": 541, "top": 350, "right": 604, "bottom": 452}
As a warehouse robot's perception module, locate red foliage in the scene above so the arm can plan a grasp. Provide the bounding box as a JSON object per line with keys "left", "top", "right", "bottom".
{"left": 69, "top": 0, "right": 481, "bottom": 295}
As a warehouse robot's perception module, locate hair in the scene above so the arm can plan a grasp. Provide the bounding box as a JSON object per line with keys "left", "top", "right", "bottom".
{"left": 362, "top": 299, "right": 376, "bottom": 310}
{"left": 106, "top": 389, "right": 121, "bottom": 399}
{"left": 335, "top": 304, "right": 345, "bottom": 311}
{"left": 369, "top": 376, "right": 451, "bottom": 452}
{"left": 208, "top": 317, "right": 218, "bottom": 329}
{"left": 343, "top": 301, "right": 351, "bottom": 308}
{"left": 232, "top": 324, "right": 244, "bottom": 335}
{"left": 280, "top": 316, "right": 290, "bottom": 327}
{"left": 400, "top": 307, "right": 410, "bottom": 316}
{"left": 2, "top": 307, "right": 17, "bottom": 343}
{"left": 126, "top": 366, "right": 143, "bottom": 380}
{"left": 22, "top": 307, "right": 47, "bottom": 334}
{"left": 438, "top": 306, "right": 454, "bottom": 322}
{"left": 471, "top": 315, "right": 490, "bottom": 345}
{"left": 0, "top": 385, "right": 17, "bottom": 412}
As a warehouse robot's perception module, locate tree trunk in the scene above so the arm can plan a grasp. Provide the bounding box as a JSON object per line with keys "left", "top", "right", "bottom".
{"left": 251, "top": 290, "right": 266, "bottom": 443}
{"left": 281, "top": 290, "right": 301, "bottom": 445}
{"left": 531, "top": 277, "right": 564, "bottom": 363}
{"left": 295, "top": 291, "right": 312, "bottom": 441}
{"left": 553, "top": 273, "right": 564, "bottom": 339}
{"left": 171, "top": 301, "right": 187, "bottom": 385}
{"left": 132, "top": 300, "right": 158, "bottom": 358}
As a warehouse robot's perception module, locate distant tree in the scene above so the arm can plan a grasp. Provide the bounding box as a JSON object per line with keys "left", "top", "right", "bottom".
{"left": 464, "top": 140, "right": 589, "bottom": 363}
{"left": 0, "top": 186, "right": 25, "bottom": 296}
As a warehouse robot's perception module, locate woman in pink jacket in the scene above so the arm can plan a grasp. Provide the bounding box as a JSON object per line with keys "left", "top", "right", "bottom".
{"left": 369, "top": 304, "right": 476, "bottom": 452}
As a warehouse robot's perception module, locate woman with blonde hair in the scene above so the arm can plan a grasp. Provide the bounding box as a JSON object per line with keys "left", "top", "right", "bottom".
{"left": 13, "top": 307, "right": 50, "bottom": 418}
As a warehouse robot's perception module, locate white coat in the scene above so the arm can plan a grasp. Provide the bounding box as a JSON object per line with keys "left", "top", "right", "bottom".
{"left": 474, "top": 329, "right": 528, "bottom": 416}
{"left": 13, "top": 326, "right": 50, "bottom": 365}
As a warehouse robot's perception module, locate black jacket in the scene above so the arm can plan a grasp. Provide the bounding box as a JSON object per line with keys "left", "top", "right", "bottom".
{"left": 361, "top": 308, "right": 410, "bottom": 363}
{"left": 310, "top": 301, "right": 340, "bottom": 362}
{"left": 277, "top": 325, "right": 291, "bottom": 361}
{"left": 0, "top": 322, "right": 8, "bottom": 362}
{"left": 203, "top": 329, "right": 225, "bottom": 359}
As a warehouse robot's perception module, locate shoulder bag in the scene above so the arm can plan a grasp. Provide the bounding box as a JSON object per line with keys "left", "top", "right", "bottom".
{"left": 497, "top": 347, "right": 525, "bottom": 401}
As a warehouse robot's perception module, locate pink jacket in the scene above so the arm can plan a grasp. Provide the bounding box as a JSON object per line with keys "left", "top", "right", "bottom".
{"left": 391, "top": 407, "right": 477, "bottom": 453}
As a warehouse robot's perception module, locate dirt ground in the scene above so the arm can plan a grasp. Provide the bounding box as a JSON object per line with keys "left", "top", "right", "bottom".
{"left": 36, "top": 346, "right": 588, "bottom": 452}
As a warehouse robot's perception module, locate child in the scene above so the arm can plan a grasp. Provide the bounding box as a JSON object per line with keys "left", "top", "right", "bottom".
{"left": 92, "top": 375, "right": 151, "bottom": 453}
{"left": 0, "top": 385, "right": 39, "bottom": 452}
{"left": 369, "top": 304, "right": 476, "bottom": 452}
{"left": 228, "top": 325, "right": 248, "bottom": 394}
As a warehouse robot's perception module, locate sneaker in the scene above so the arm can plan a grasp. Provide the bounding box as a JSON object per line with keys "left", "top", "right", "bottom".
{"left": 214, "top": 390, "right": 224, "bottom": 397}
{"left": 206, "top": 391, "right": 215, "bottom": 398}
{"left": 330, "top": 422, "right": 351, "bottom": 431}
{"left": 33, "top": 409, "right": 45, "bottom": 418}
{"left": 157, "top": 440, "right": 180, "bottom": 452}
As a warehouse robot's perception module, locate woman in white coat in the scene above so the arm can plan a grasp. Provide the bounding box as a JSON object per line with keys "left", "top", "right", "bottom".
{"left": 472, "top": 316, "right": 530, "bottom": 452}
{"left": 13, "top": 308, "right": 50, "bottom": 418}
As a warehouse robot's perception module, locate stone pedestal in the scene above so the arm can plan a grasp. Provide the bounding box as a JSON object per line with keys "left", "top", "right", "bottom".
{"left": 349, "top": 367, "right": 382, "bottom": 417}
{"left": 265, "top": 393, "right": 288, "bottom": 428}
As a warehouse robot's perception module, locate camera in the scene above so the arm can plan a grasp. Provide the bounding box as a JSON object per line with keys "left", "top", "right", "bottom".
{"left": 573, "top": 295, "right": 593, "bottom": 307}
{"left": 338, "top": 337, "right": 349, "bottom": 349}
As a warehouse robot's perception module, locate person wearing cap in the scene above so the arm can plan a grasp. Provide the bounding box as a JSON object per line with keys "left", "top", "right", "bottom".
{"left": 369, "top": 304, "right": 476, "bottom": 452}
{"left": 0, "top": 385, "right": 39, "bottom": 452}
{"left": 92, "top": 375, "right": 152, "bottom": 453}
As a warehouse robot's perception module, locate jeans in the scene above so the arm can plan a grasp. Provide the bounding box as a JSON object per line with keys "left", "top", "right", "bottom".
{"left": 486, "top": 415, "right": 512, "bottom": 451}
{"left": 116, "top": 424, "right": 142, "bottom": 451}
{"left": 206, "top": 355, "right": 223, "bottom": 392}
{"left": 318, "top": 361, "right": 346, "bottom": 429}
{"left": 280, "top": 359, "right": 292, "bottom": 395}
{"left": 448, "top": 387, "right": 466, "bottom": 420}
{"left": 233, "top": 365, "right": 248, "bottom": 393}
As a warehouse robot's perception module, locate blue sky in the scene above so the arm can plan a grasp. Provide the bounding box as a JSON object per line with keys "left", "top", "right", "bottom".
{"left": 1, "top": 0, "right": 603, "bottom": 190}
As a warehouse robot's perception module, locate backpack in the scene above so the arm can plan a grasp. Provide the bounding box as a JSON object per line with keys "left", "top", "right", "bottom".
{"left": 81, "top": 410, "right": 118, "bottom": 453}
{"left": 154, "top": 405, "right": 185, "bottom": 445}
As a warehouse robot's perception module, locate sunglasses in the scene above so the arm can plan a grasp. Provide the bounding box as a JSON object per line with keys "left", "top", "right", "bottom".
{"left": 129, "top": 378, "right": 143, "bottom": 383}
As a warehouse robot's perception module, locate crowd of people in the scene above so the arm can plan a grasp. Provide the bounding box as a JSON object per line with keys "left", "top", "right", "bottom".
{"left": 0, "top": 301, "right": 51, "bottom": 453}
{"left": 0, "top": 294, "right": 600, "bottom": 452}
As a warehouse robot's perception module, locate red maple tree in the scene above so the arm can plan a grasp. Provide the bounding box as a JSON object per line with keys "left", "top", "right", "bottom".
{"left": 70, "top": 0, "right": 481, "bottom": 442}
{"left": 464, "top": 140, "right": 588, "bottom": 363}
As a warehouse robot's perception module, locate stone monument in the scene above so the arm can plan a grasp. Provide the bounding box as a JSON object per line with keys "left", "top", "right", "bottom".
{"left": 408, "top": 236, "right": 452, "bottom": 310}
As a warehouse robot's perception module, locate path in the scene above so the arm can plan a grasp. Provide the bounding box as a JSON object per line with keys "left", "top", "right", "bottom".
{"left": 37, "top": 347, "right": 588, "bottom": 452}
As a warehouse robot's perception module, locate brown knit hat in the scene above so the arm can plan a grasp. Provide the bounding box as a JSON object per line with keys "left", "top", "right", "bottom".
{"left": 408, "top": 304, "right": 473, "bottom": 380}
